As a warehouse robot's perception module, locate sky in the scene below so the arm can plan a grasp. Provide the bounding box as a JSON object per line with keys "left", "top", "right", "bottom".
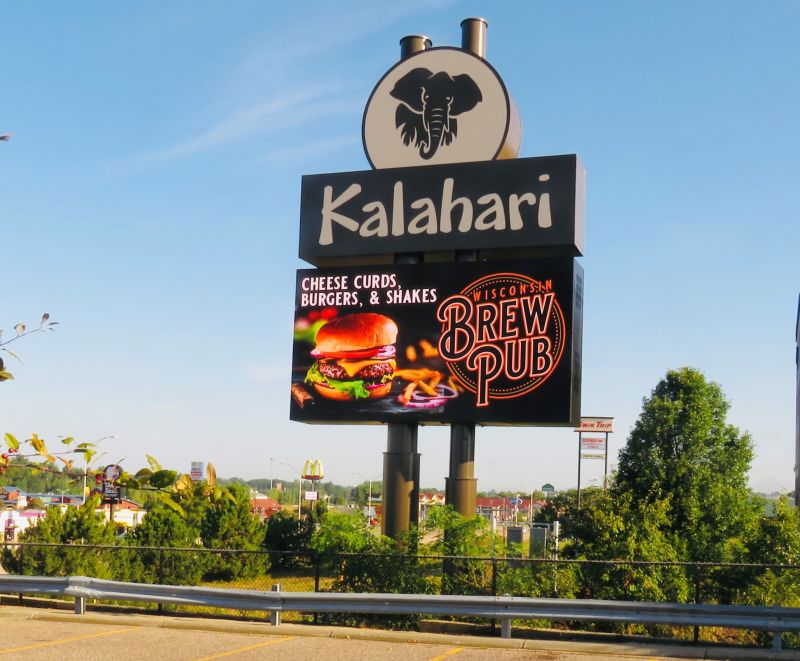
{"left": 2, "top": 1, "right": 798, "bottom": 495}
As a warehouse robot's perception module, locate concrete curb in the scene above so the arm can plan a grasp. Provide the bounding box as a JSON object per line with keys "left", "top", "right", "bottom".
{"left": 1, "top": 605, "right": 799, "bottom": 659}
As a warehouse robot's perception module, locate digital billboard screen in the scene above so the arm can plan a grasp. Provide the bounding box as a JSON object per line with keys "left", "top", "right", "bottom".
{"left": 290, "top": 258, "right": 582, "bottom": 426}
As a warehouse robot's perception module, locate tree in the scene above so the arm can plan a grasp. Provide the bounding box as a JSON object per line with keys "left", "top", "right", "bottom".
{"left": 310, "top": 511, "right": 428, "bottom": 628}
{"left": 263, "top": 510, "right": 314, "bottom": 569}
{"left": 566, "top": 490, "right": 689, "bottom": 603}
{"left": 423, "top": 506, "right": 500, "bottom": 596}
{"left": 188, "top": 482, "right": 265, "bottom": 580}
{"left": 615, "top": 367, "right": 758, "bottom": 562}
{"left": 1, "top": 496, "right": 117, "bottom": 577}
{"left": 126, "top": 505, "right": 205, "bottom": 585}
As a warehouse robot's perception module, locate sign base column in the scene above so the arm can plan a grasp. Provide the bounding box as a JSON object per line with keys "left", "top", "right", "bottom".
{"left": 445, "top": 423, "right": 476, "bottom": 516}
{"left": 382, "top": 423, "right": 419, "bottom": 538}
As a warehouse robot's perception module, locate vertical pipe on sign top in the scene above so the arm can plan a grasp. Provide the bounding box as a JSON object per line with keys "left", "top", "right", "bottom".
{"left": 461, "top": 17, "right": 488, "bottom": 58}
{"left": 399, "top": 35, "right": 431, "bottom": 61}
{"left": 382, "top": 35, "right": 430, "bottom": 539}
{"left": 444, "top": 16, "right": 488, "bottom": 518}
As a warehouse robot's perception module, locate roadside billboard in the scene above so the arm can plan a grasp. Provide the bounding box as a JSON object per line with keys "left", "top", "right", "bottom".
{"left": 290, "top": 257, "right": 582, "bottom": 425}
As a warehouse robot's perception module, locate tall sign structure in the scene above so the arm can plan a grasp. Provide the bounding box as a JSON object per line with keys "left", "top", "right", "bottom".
{"left": 795, "top": 295, "right": 799, "bottom": 506}
{"left": 290, "top": 18, "right": 586, "bottom": 537}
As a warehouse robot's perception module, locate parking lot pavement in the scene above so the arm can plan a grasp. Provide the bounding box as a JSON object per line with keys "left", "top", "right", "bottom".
{"left": 0, "top": 606, "right": 796, "bottom": 661}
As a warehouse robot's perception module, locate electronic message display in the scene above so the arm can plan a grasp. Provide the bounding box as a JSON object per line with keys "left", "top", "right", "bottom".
{"left": 290, "top": 258, "right": 582, "bottom": 425}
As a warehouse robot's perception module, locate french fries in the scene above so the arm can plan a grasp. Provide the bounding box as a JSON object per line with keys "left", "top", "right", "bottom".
{"left": 418, "top": 338, "right": 438, "bottom": 358}
{"left": 415, "top": 379, "right": 438, "bottom": 397}
{"left": 399, "top": 382, "right": 417, "bottom": 404}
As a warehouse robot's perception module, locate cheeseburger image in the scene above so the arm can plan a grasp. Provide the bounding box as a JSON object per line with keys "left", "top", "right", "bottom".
{"left": 305, "top": 312, "right": 397, "bottom": 401}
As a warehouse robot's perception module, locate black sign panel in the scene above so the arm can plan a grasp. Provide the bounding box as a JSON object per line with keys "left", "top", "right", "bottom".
{"left": 290, "top": 258, "right": 582, "bottom": 425}
{"left": 299, "top": 155, "right": 584, "bottom": 266}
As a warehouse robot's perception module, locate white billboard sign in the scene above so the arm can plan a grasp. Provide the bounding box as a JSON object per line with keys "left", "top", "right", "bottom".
{"left": 575, "top": 417, "right": 614, "bottom": 433}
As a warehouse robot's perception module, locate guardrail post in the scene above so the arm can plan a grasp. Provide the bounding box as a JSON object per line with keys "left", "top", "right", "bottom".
{"left": 74, "top": 595, "right": 85, "bottom": 615}
{"left": 773, "top": 632, "right": 783, "bottom": 651}
{"left": 500, "top": 617, "right": 511, "bottom": 639}
{"left": 693, "top": 564, "right": 701, "bottom": 644}
{"left": 269, "top": 583, "right": 281, "bottom": 626}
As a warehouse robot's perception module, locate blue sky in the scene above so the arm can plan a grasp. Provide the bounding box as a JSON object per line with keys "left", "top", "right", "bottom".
{"left": 2, "top": 1, "right": 798, "bottom": 493}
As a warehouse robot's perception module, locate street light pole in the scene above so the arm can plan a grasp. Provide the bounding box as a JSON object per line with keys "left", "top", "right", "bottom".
{"left": 269, "top": 457, "right": 274, "bottom": 491}
{"left": 277, "top": 461, "right": 303, "bottom": 520}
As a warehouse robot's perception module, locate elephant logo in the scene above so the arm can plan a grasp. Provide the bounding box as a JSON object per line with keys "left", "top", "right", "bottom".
{"left": 390, "top": 68, "right": 483, "bottom": 160}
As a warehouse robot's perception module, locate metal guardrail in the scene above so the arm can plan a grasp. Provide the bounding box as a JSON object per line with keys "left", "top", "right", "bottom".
{"left": 2, "top": 575, "right": 800, "bottom": 649}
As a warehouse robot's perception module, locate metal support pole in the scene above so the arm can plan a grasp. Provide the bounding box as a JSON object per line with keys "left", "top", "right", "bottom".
{"left": 445, "top": 423, "right": 477, "bottom": 516}
{"left": 74, "top": 595, "right": 85, "bottom": 615}
{"left": 603, "top": 432, "right": 609, "bottom": 491}
{"left": 576, "top": 433, "right": 582, "bottom": 510}
{"left": 382, "top": 424, "right": 418, "bottom": 538}
{"left": 500, "top": 617, "right": 511, "bottom": 639}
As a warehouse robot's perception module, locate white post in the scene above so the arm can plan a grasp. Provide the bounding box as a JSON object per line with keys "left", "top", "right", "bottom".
{"left": 270, "top": 584, "right": 281, "bottom": 626}
{"left": 297, "top": 476, "right": 302, "bottom": 520}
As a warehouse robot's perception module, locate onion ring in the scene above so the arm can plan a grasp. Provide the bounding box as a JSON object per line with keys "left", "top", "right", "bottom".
{"left": 398, "top": 384, "right": 458, "bottom": 408}
{"left": 399, "top": 397, "right": 448, "bottom": 408}
{"left": 410, "top": 384, "right": 458, "bottom": 401}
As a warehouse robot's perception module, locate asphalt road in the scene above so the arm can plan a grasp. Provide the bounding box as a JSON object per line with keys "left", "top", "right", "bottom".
{"left": 0, "top": 606, "right": 794, "bottom": 661}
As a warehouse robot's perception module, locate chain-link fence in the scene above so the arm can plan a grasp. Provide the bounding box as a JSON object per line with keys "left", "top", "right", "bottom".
{"left": 2, "top": 542, "right": 800, "bottom": 643}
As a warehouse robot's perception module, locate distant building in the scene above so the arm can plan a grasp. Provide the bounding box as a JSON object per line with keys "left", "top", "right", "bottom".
{"left": 250, "top": 497, "right": 281, "bottom": 520}
{"left": 418, "top": 492, "right": 445, "bottom": 522}
{"left": 0, "top": 486, "right": 27, "bottom": 509}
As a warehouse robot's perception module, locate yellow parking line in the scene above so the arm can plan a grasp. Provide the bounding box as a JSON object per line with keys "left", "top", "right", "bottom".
{"left": 0, "top": 627, "right": 133, "bottom": 655}
{"left": 193, "top": 636, "right": 294, "bottom": 661}
{"left": 429, "top": 647, "right": 464, "bottom": 661}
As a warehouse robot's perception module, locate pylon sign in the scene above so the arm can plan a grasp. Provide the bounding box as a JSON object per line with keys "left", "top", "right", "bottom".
{"left": 302, "top": 459, "right": 324, "bottom": 481}
{"left": 291, "top": 20, "right": 584, "bottom": 428}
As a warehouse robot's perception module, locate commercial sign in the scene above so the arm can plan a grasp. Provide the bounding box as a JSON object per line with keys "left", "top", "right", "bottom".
{"left": 580, "top": 437, "right": 606, "bottom": 452}
{"left": 299, "top": 155, "right": 585, "bottom": 266}
{"left": 575, "top": 417, "right": 613, "bottom": 433}
{"left": 302, "top": 459, "right": 324, "bottom": 481}
{"left": 305, "top": 491, "right": 319, "bottom": 501}
{"left": 362, "top": 47, "right": 520, "bottom": 168}
{"left": 190, "top": 462, "right": 204, "bottom": 482}
{"left": 102, "top": 464, "right": 122, "bottom": 504}
{"left": 290, "top": 257, "right": 582, "bottom": 425}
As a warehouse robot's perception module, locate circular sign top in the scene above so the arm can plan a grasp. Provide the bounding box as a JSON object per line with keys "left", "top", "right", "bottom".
{"left": 363, "top": 47, "right": 520, "bottom": 169}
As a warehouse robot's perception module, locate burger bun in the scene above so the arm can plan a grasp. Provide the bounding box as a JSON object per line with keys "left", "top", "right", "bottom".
{"left": 315, "top": 313, "right": 398, "bottom": 354}
{"left": 313, "top": 380, "right": 392, "bottom": 402}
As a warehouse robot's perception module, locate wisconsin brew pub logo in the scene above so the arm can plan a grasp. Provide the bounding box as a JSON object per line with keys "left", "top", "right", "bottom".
{"left": 436, "top": 273, "right": 566, "bottom": 407}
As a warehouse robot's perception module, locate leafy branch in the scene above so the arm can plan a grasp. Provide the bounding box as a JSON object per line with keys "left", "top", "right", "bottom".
{"left": 0, "top": 313, "right": 58, "bottom": 381}
{"left": 2, "top": 432, "right": 220, "bottom": 517}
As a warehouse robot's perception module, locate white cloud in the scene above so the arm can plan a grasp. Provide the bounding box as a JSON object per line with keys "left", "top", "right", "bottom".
{"left": 140, "top": 85, "right": 349, "bottom": 161}
{"left": 257, "top": 135, "right": 358, "bottom": 164}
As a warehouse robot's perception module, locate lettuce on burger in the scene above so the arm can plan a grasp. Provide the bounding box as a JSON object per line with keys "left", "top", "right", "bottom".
{"left": 305, "top": 312, "right": 397, "bottom": 401}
